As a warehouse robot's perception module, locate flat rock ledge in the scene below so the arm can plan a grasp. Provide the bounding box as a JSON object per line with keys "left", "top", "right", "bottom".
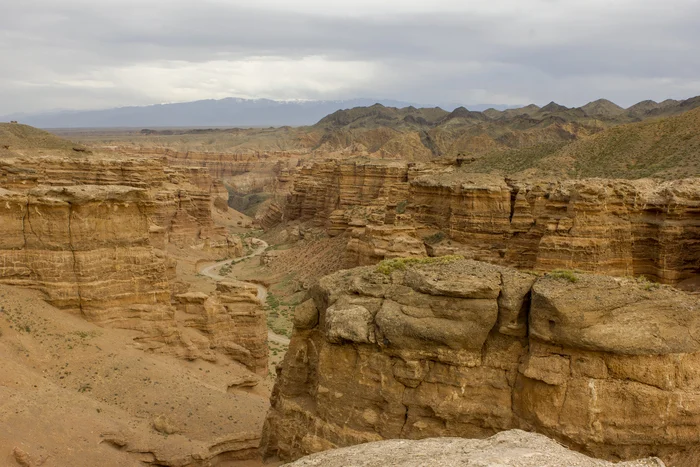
{"left": 282, "top": 430, "right": 665, "bottom": 467}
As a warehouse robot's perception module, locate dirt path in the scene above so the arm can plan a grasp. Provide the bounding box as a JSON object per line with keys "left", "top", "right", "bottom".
{"left": 199, "top": 239, "right": 290, "bottom": 346}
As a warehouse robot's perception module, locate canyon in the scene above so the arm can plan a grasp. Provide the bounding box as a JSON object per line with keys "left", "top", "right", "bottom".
{"left": 0, "top": 145, "right": 265, "bottom": 371}
{"left": 3, "top": 96, "right": 700, "bottom": 467}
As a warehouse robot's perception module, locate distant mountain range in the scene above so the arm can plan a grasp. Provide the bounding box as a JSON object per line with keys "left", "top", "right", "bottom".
{"left": 2, "top": 98, "right": 514, "bottom": 129}
{"left": 300, "top": 95, "right": 700, "bottom": 167}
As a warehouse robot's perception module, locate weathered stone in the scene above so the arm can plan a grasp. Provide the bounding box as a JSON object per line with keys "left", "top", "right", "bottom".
{"left": 282, "top": 430, "right": 665, "bottom": 467}
{"left": 530, "top": 274, "right": 700, "bottom": 355}
{"left": 277, "top": 160, "right": 700, "bottom": 285}
{"left": 0, "top": 150, "right": 263, "bottom": 373}
{"left": 325, "top": 304, "right": 375, "bottom": 344}
{"left": 263, "top": 259, "right": 700, "bottom": 466}
{"left": 293, "top": 299, "right": 319, "bottom": 330}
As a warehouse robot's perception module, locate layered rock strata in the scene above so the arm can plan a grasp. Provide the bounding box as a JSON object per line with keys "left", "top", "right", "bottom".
{"left": 278, "top": 160, "right": 700, "bottom": 285}
{"left": 175, "top": 282, "right": 268, "bottom": 374}
{"left": 262, "top": 259, "right": 700, "bottom": 465}
{"left": 117, "top": 147, "right": 301, "bottom": 180}
{"left": 0, "top": 154, "right": 242, "bottom": 256}
{"left": 0, "top": 149, "right": 269, "bottom": 373}
{"left": 0, "top": 184, "right": 265, "bottom": 372}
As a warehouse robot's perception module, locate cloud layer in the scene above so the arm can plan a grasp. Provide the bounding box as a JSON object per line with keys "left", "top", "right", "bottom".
{"left": 2, "top": 0, "right": 700, "bottom": 114}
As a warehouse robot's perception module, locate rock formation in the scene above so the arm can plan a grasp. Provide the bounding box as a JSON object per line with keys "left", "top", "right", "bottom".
{"left": 0, "top": 128, "right": 267, "bottom": 373}
{"left": 283, "top": 430, "right": 665, "bottom": 467}
{"left": 0, "top": 180, "right": 264, "bottom": 372}
{"left": 261, "top": 258, "right": 700, "bottom": 466}
{"left": 111, "top": 147, "right": 301, "bottom": 179}
{"left": 274, "top": 160, "right": 700, "bottom": 285}
{"left": 0, "top": 153, "right": 242, "bottom": 256}
{"left": 174, "top": 282, "right": 268, "bottom": 374}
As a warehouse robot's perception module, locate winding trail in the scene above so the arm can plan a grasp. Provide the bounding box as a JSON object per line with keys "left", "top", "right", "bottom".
{"left": 199, "top": 238, "right": 290, "bottom": 346}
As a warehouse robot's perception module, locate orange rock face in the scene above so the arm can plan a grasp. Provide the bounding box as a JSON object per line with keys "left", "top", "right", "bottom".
{"left": 0, "top": 154, "right": 242, "bottom": 256}
{"left": 0, "top": 152, "right": 266, "bottom": 373}
{"left": 174, "top": 282, "right": 268, "bottom": 374}
{"left": 123, "top": 147, "right": 300, "bottom": 180}
{"left": 261, "top": 260, "right": 700, "bottom": 465}
{"left": 275, "top": 160, "right": 700, "bottom": 285}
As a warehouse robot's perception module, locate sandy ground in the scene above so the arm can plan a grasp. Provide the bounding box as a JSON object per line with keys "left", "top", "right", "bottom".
{"left": 0, "top": 284, "right": 272, "bottom": 466}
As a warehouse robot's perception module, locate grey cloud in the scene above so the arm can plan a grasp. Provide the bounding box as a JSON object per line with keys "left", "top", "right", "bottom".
{"left": 1, "top": 0, "right": 700, "bottom": 113}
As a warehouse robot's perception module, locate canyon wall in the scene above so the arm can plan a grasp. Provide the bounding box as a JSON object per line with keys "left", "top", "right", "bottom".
{"left": 0, "top": 153, "right": 267, "bottom": 373}
{"left": 117, "top": 147, "right": 301, "bottom": 180}
{"left": 261, "top": 258, "right": 700, "bottom": 466}
{"left": 277, "top": 160, "right": 700, "bottom": 285}
{"left": 174, "top": 282, "right": 268, "bottom": 372}
{"left": 0, "top": 154, "right": 242, "bottom": 256}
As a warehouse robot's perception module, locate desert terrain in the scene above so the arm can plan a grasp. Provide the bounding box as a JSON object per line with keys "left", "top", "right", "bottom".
{"left": 2, "top": 95, "right": 700, "bottom": 466}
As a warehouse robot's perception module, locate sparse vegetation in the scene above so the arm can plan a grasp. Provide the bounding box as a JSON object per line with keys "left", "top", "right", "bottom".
{"left": 548, "top": 269, "right": 580, "bottom": 283}
{"left": 73, "top": 330, "right": 99, "bottom": 339}
{"left": 423, "top": 231, "right": 447, "bottom": 245}
{"left": 219, "top": 263, "right": 232, "bottom": 276}
{"left": 396, "top": 200, "right": 408, "bottom": 214}
{"left": 264, "top": 292, "right": 292, "bottom": 338}
{"left": 635, "top": 275, "right": 660, "bottom": 291}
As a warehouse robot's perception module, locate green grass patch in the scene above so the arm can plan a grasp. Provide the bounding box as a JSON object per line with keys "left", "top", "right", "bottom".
{"left": 548, "top": 269, "right": 580, "bottom": 283}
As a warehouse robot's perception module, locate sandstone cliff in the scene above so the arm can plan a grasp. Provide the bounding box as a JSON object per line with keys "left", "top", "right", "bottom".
{"left": 0, "top": 152, "right": 242, "bottom": 256}
{"left": 0, "top": 126, "right": 267, "bottom": 374}
{"left": 0, "top": 182, "right": 264, "bottom": 373}
{"left": 276, "top": 160, "right": 700, "bottom": 286}
{"left": 174, "top": 282, "right": 268, "bottom": 373}
{"left": 262, "top": 258, "right": 700, "bottom": 466}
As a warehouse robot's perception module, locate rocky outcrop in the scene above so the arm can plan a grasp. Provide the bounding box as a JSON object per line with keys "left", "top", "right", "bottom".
{"left": 346, "top": 225, "right": 427, "bottom": 267}
{"left": 283, "top": 430, "right": 665, "bottom": 467}
{"left": 262, "top": 259, "right": 700, "bottom": 465}
{"left": 0, "top": 142, "right": 270, "bottom": 373}
{"left": 277, "top": 160, "right": 700, "bottom": 285}
{"left": 174, "top": 282, "right": 268, "bottom": 374}
{"left": 0, "top": 154, "right": 242, "bottom": 257}
{"left": 0, "top": 183, "right": 265, "bottom": 372}
{"left": 284, "top": 160, "right": 409, "bottom": 232}
{"left": 0, "top": 185, "right": 170, "bottom": 310}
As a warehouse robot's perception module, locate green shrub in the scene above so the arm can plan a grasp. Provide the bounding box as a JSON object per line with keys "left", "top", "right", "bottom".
{"left": 396, "top": 200, "right": 408, "bottom": 214}
{"left": 548, "top": 269, "right": 579, "bottom": 283}
{"left": 423, "top": 231, "right": 446, "bottom": 245}
{"left": 635, "top": 275, "right": 660, "bottom": 291}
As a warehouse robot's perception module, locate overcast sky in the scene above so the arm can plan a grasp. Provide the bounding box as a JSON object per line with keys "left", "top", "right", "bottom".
{"left": 2, "top": 0, "right": 699, "bottom": 114}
